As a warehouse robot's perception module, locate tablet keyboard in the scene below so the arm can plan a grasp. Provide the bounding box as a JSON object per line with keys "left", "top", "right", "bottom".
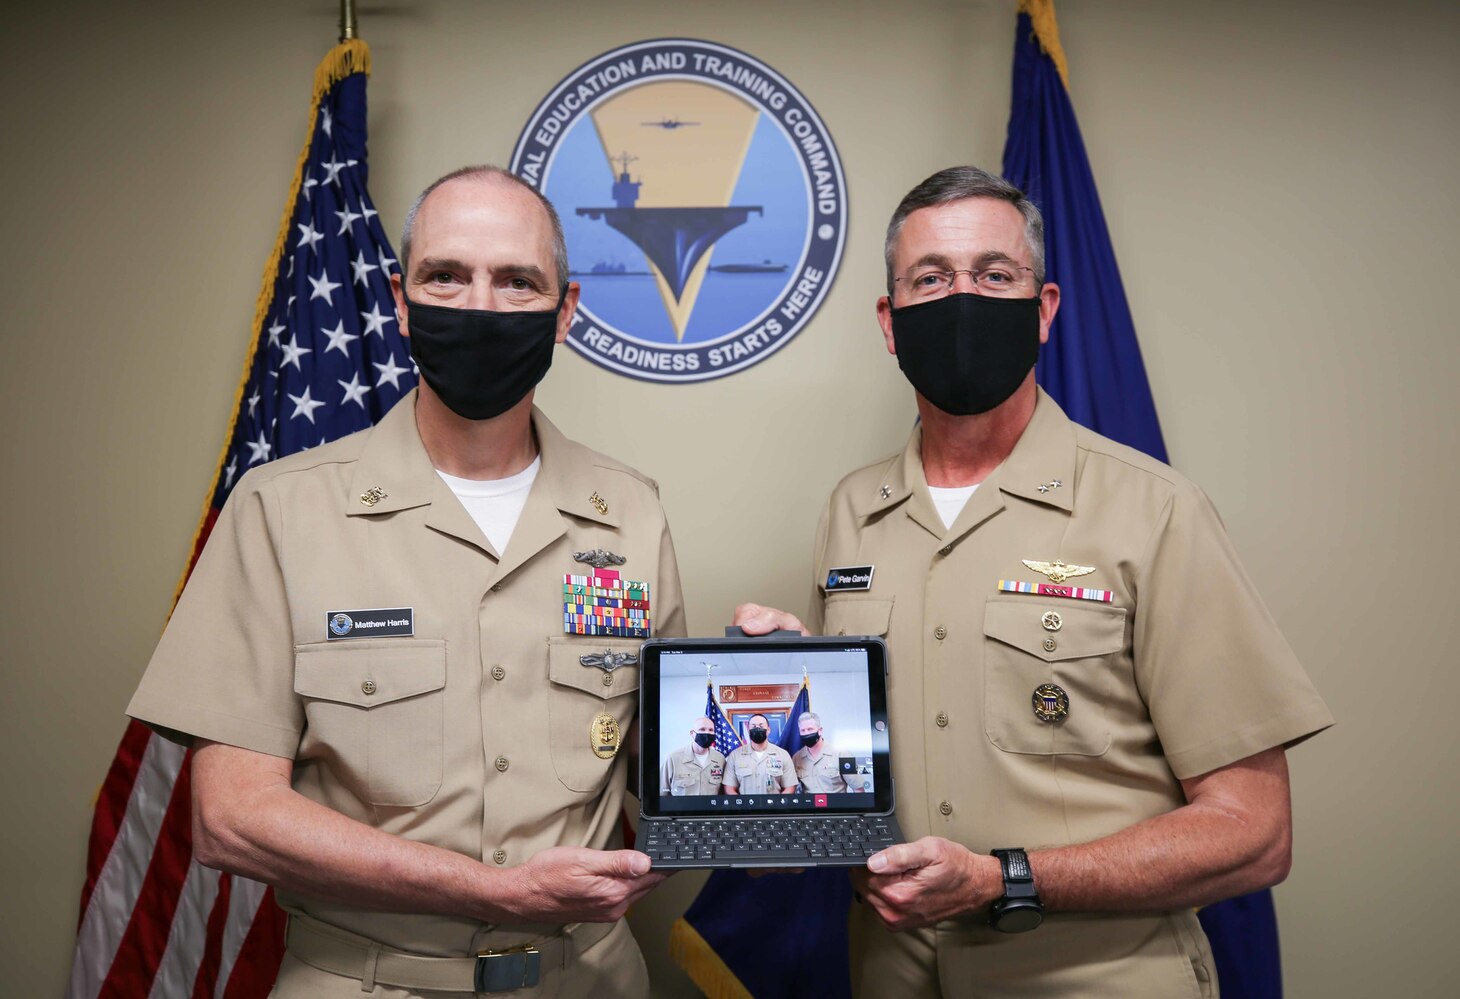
{"left": 640, "top": 815, "right": 901, "bottom": 869}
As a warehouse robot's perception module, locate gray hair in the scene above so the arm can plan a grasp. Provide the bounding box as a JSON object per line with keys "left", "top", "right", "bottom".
{"left": 884, "top": 166, "right": 1045, "bottom": 294}
{"left": 798, "top": 711, "right": 822, "bottom": 728}
{"left": 399, "top": 165, "right": 569, "bottom": 287}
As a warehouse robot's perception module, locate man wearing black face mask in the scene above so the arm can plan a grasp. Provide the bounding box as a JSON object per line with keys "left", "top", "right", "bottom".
{"left": 790, "top": 711, "right": 856, "bottom": 793}
{"left": 721, "top": 714, "right": 797, "bottom": 796}
{"left": 129, "top": 165, "right": 687, "bottom": 997}
{"left": 660, "top": 717, "right": 727, "bottom": 796}
{"left": 734, "top": 166, "right": 1330, "bottom": 997}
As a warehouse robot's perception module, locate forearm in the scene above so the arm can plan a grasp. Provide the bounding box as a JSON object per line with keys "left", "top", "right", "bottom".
{"left": 1031, "top": 750, "right": 1293, "bottom": 913}
{"left": 192, "top": 743, "right": 516, "bottom": 923}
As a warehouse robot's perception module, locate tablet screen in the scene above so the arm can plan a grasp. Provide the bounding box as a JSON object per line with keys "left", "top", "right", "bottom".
{"left": 638, "top": 637, "right": 893, "bottom": 818}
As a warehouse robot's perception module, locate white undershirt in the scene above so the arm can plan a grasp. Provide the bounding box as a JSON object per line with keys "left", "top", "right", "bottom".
{"left": 436, "top": 456, "right": 541, "bottom": 554}
{"left": 928, "top": 483, "right": 979, "bottom": 530}
{"left": 691, "top": 752, "right": 710, "bottom": 769}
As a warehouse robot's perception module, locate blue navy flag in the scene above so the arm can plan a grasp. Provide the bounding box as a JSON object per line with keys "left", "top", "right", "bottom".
{"left": 776, "top": 679, "right": 811, "bottom": 757}
{"left": 672, "top": 680, "right": 854, "bottom": 999}
{"left": 1003, "top": 4, "right": 1168, "bottom": 462}
{"left": 1002, "top": 4, "right": 1278, "bottom": 996}
{"left": 70, "top": 40, "right": 414, "bottom": 999}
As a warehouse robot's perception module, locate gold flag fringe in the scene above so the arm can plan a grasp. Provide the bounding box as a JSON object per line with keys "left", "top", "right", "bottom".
{"left": 669, "top": 917, "right": 755, "bottom": 999}
{"left": 1018, "top": 0, "right": 1071, "bottom": 91}
{"left": 169, "top": 40, "right": 372, "bottom": 613}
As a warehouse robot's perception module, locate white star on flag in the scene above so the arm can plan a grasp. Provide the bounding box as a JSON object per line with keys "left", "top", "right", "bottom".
{"left": 267, "top": 321, "right": 287, "bottom": 348}
{"left": 303, "top": 175, "right": 319, "bottom": 200}
{"left": 321, "top": 105, "right": 332, "bottom": 136}
{"left": 223, "top": 456, "right": 238, "bottom": 489}
{"left": 296, "top": 221, "right": 323, "bottom": 253}
{"left": 279, "top": 334, "right": 313, "bottom": 371}
{"left": 360, "top": 301, "right": 394, "bottom": 337}
{"left": 247, "top": 389, "right": 261, "bottom": 416}
{"left": 321, "top": 156, "right": 346, "bottom": 186}
{"left": 374, "top": 354, "right": 411, "bottom": 390}
{"left": 362, "top": 204, "right": 378, "bottom": 222}
{"left": 338, "top": 372, "right": 371, "bottom": 409}
{"left": 321, "top": 320, "right": 358, "bottom": 356}
{"left": 244, "top": 430, "right": 273, "bottom": 465}
{"left": 351, "top": 251, "right": 379, "bottom": 285}
{"left": 335, "top": 207, "right": 362, "bottom": 235}
{"left": 308, "top": 268, "right": 342, "bottom": 304}
{"left": 288, "top": 386, "right": 328, "bottom": 424}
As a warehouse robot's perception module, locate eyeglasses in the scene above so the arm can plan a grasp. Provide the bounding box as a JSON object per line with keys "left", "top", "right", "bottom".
{"left": 893, "top": 265, "right": 1035, "bottom": 299}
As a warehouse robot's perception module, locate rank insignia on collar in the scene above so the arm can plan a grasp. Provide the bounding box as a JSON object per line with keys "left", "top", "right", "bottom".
{"left": 359, "top": 485, "right": 387, "bottom": 507}
{"left": 588, "top": 492, "right": 609, "bottom": 515}
{"left": 573, "top": 548, "right": 626, "bottom": 569}
{"left": 1021, "top": 559, "right": 1095, "bottom": 584}
{"left": 879, "top": 485, "right": 892, "bottom": 499}
{"left": 579, "top": 648, "right": 639, "bottom": 672}
{"left": 1036, "top": 479, "right": 1063, "bottom": 494}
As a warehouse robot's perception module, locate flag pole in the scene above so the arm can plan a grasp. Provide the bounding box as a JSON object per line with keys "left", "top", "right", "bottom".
{"left": 339, "top": 0, "right": 357, "bottom": 42}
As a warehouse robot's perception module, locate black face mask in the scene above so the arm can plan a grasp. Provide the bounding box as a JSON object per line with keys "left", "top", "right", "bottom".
{"left": 694, "top": 732, "right": 715, "bottom": 749}
{"left": 748, "top": 727, "right": 769, "bottom": 744}
{"left": 801, "top": 732, "right": 820, "bottom": 747}
{"left": 403, "top": 288, "right": 566, "bottom": 420}
{"left": 890, "top": 292, "right": 1041, "bottom": 416}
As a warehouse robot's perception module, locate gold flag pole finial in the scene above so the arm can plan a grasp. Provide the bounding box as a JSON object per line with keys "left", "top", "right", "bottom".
{"left": 1017, "top": 0, "right": 1071, "bottom": 91}
{"left": 339, "top": 0, "right": 358, "bottom": 43}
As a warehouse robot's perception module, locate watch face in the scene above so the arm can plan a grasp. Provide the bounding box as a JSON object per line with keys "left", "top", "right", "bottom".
{"left": 994, "top": 903, "right": 1044, "bottom": 933}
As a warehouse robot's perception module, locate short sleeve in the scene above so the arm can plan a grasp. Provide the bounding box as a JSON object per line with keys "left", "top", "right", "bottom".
{"left": 126, "top": 473, "right": 303, "bottom": 758}
{"left": 1133, "top": 482, "right": 1334, "bottom": 779}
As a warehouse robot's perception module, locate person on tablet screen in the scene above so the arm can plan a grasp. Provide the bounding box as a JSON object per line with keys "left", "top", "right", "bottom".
{"left": 721, "top": 714, "right": 797, "bottom": 795}
{"left": 660, "top": 716, "right": 727, "bottom": 796}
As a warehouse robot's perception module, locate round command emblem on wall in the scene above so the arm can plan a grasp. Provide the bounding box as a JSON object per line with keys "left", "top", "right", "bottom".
{"left": 510, "top": 39, "right": 847, "bottom": 383}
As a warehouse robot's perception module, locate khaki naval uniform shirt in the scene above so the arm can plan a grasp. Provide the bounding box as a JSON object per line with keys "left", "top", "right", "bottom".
{"left": 791, "top": 744, "right": 849, "bottom": 793}
{"left": 809, "top": 390, "right": 1332, "bottom": 998}
{"left": 723, "top": 744, "right": 797, "bottom": 794}
{"left": 127, "top": 392, "right": 686, "bottom": 991}
{"left": 660, "top": 745, "right": 727, "bottom": 796}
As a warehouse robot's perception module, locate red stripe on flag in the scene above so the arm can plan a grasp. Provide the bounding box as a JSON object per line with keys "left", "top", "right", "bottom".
{"left": 190, "top": 872, "right": 232, "bottom": 999}
{"left": 80, "top": 720, "right": 155, "bottom": 927}
{"left": 97, "top": 749, "right": 196, "bottom": 999}
{"left": 221, "top": 889, "right": 287, "bottom": 999}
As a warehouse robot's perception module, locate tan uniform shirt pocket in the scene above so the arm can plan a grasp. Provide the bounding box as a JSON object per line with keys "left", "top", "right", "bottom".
{"left": 983, "top": 598, "right": 1127, "bottom": 757}
{"left": 293, "top": 639, "right": 447, "bottom": 807}
{"left": 546, "top": 638, "right": 641, "bottom": 793}
{"left": 821, "top": 597, "right": 893, "bottom": 637}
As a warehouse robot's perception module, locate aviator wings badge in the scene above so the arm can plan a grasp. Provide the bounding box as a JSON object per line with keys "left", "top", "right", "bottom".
{"left": 1022, "top": 559, "right": 1096, "bottom": 585}
{"left": 580, "top": 648, "right": 640, "bottom": 672}
{"left": 573, "top": 548, "right": 627, "bottom": 569}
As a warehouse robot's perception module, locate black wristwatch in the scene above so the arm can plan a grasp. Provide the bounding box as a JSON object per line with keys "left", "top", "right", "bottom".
{"left": 989, "top": 848, "right": 1044, "bottom": 933}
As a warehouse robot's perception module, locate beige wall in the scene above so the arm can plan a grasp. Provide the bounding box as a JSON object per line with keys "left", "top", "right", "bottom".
{"left": 2, "top": 1, "right": 1456, "bottom": 995}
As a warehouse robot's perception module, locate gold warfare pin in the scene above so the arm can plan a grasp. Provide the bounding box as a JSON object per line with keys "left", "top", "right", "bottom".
{"left": 1022, "top": 559, "right": 1095, "bottom": 584}
{"left": 590, "top": 712, "right": 621, "bottom": 760}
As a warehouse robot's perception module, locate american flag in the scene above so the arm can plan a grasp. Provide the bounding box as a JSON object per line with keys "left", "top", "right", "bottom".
{"left": 68, "top": 40, "right": 414, "bottom": 998}
{"left": 705, "top": 682, "right": 742, "bottom": 755}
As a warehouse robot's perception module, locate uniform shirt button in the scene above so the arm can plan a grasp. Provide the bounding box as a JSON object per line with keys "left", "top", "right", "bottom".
{"left": 938, "top": 544, "right": 952, "bottom": 556}
{"left": 602, "top": 672, "right": 614, "bottom": 687}
{"left": 939, "top": 800, "right": 953, "bottom": 816}
{"left": 360, "top": 679, "right": 376, "bottom": 695}
{"left": 935, "top": 711, "right": 949, "bottom": 728}
{"left": 933, "top": 626, "right": 947, "bottom": 641}
{"left": 1043, "top": 637, "right": 1057, "bottom": 653}
{"left": 495, "top": 756, "right": 510, "bottom": 772}
{"left": 492, "top": 849, "right": 507, "bottom": 865}
{"left": 837, "top": 629, "right": 846, "bottom": 636}
{"left": 491, "top": 665, "right": 506, "bottom": 681}
{"left": 491, "top": 583, "right": 502, "bottom": 592}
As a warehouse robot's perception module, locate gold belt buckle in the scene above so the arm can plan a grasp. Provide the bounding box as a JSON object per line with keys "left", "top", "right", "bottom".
{"left": 473, "top": 943, "right": 541, "bottom": 994}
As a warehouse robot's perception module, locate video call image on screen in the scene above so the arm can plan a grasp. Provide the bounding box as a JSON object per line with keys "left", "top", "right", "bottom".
{"left": 656, "top": 647, "right": 875, "bottom": 812}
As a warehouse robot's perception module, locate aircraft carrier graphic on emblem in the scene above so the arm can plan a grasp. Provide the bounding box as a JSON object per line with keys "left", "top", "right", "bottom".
{"left": 575, "top": 153, "right": 763, "bottom": 301}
